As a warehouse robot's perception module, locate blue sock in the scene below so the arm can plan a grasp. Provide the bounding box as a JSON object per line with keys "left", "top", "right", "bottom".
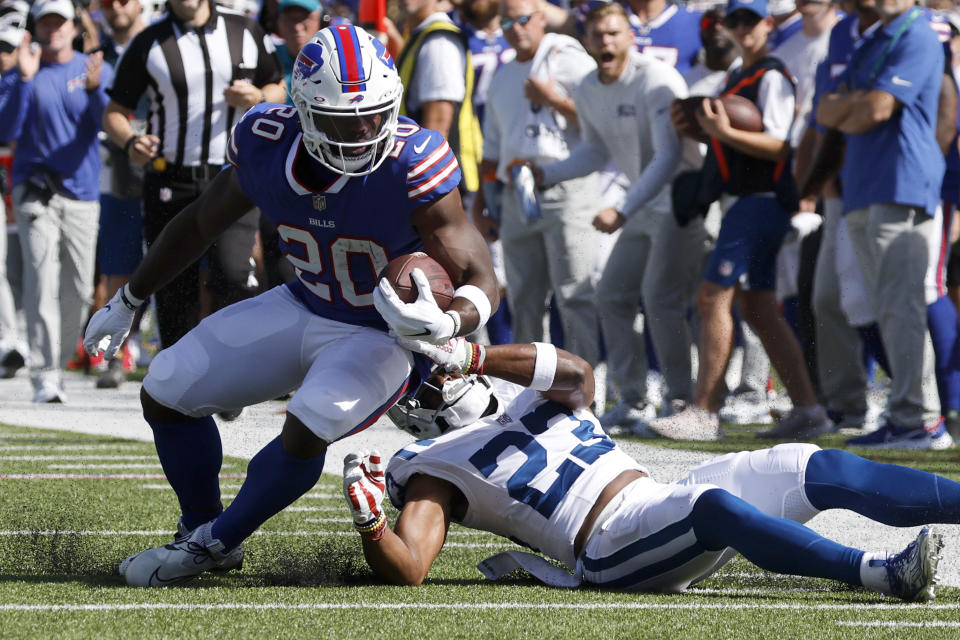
{"left": 211, "top": 436, "right": 325, "bottom": 550}
{"left": 691, "top": 489, "right": 863, "bottom": 586}
{"left": 857, "top": 324, "right": 891, "bottom": 378}
{"left": 782, "top": 295, "right": 801, "bottom": 342}
{"left": 147, "top": 415, "right": 223, "bottom": 531}
{"left": 927, "top": 296, "right": 960, "bottom": 412}
{"left": 486, "top": 298, "right": 513, "bottom": 345}
{"left": 805, "top": 449, "right": 960, "bottom": 525}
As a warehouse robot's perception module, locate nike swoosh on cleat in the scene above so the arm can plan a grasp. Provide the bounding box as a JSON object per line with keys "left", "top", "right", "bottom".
{"left": 148, "top": 566, "right": 198, "bottom": 587}
{"left": 408, "top": 330, "right": 432, "bottom": 337}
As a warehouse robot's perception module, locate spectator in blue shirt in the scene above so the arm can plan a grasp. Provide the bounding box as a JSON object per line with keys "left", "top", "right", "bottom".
{"left": 275, "top": 0, "right": 327, "bottom": 105}
{"left": 0, "top": 0, "right": 112, "bottom": 403}
{"left": 817, "top": 0, "right": 951, "bottom": 449}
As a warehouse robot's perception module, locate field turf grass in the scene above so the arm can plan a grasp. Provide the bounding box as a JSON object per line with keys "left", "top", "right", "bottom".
{"left": 1, "top": 422, "right": 959, "bottom": 639}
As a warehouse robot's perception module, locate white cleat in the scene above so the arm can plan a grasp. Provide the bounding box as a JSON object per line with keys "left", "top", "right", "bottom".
{"left": 123, "top": 521, "right": 243, "bottom": 587}
{"left": 884, "top": 527, "right": 943, "bottom": 602}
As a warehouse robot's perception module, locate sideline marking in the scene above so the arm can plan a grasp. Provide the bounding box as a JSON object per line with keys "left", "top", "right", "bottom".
{"left": 0, "top": 456, "right": 158, "bottom": 461}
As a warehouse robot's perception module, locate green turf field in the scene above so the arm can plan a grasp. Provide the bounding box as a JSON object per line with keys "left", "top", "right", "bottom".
{"left": 1, "top": 422, "right": 959, "bottom": 639}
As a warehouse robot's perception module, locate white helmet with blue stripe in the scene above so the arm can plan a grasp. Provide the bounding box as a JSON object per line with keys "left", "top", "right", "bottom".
{"left": 290, "top": 25, "right": 403, "bottom": 176}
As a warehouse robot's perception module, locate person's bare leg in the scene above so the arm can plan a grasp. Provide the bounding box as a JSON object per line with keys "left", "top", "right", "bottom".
{"left": 693, "top": 281, "right": 737, "bottom": 412}
{"left": 740, "top": 289, "right": 817, "bottom": 408}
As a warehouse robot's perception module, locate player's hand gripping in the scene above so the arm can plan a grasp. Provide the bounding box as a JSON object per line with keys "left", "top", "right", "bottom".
{"left": 396, "top": 335, "right": 485, "bottom": 375}
{"left": 343, "top": 451, "right": 388, "bottom": 541}
{"left": 83, "top": 285, "right": 143, "bottom": 359}
{"left": 373, "top": 268, "right": 458, "bottom": 344}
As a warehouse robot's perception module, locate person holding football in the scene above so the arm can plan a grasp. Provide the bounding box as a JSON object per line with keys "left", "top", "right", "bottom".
{"left": 649, "top": 0, "right": 829, "bottom": 442}
{"left": 83, "top": 25, "right": 498, "bottom": 587}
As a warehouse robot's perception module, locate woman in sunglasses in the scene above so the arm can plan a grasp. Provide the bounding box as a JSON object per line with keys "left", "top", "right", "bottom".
{"left": 649, "top": 0, "right": 830, "bottom": 441}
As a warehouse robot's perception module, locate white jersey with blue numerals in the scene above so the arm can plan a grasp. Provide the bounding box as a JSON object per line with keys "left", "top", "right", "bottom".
{"left": 385, "top": 379, "right": 646, "bottom": 569}
{"left": 226, "top": 106, "right": 461, "bottom": 330}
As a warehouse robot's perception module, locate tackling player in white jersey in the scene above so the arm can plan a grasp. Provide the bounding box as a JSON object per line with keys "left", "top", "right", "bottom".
{"left": 341, "top": 336, "right": 960, "bottom": 599}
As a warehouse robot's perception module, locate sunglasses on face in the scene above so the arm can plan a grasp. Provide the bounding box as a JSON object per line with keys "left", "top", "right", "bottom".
{"left": 722, "top": 11, "right": 762, "bottom": 29}
{"left": 501, "top": 13, "right": 535, "bottom": 30}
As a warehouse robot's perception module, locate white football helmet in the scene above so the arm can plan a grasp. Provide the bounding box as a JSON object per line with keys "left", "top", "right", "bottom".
{"left": 290, "top": 25, "right": 403, "bottom": 176}
{"left": 387, "top": 374, "right": 494, "bottom": 439}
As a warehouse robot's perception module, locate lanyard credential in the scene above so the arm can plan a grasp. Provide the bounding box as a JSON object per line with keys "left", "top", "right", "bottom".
{"left": 852, "top": 7, "right": 921, "bottom": 89}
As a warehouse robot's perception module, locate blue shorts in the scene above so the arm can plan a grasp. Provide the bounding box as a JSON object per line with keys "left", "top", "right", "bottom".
{"left": 97, "top": 193, "right": 143, "bottom": 276}
{"left": 704, "top": 195, "right": 791, "bottom": 291}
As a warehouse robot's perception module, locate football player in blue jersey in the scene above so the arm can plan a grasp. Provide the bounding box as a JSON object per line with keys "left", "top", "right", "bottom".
{"left": 341, "top": 335, "right": 959, "bottom": 601}
{"left": 82, "top": 24, "right": 499, "bottom": 587}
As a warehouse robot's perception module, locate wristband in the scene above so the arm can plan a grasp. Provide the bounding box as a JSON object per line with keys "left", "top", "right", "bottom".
{"left": 465, "top": 342, "right": 485, "bottom": 375}
{"left": 355, "top": 512, "right": 387, "bottom": 541}
{"left": 452, "top": 285, "right": 491, "bottom": 329}
{"left": 444, "top": 309, "right": 462, "bottom": 337}
{"left": 123, "top": 135, "right": 137, "bottom": 156}
{"left": 119, "top": 283, "right": 145, "bottom": 311}
{"left": 531, "top": 342, "right": 557, "bottom": 391}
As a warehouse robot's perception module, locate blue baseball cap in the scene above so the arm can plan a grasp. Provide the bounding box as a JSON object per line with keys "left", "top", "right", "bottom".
{"left": 278, "top": 0, "right": 321, "bottom": 13}
{"left": 726, "top": 0, "right": 769, "bottom": 18}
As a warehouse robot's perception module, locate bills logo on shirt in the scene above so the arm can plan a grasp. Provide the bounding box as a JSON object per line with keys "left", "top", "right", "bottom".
{"left": 295, "top": 43, "right": 325, "bottom": 80}
{"left": 617, "top": 104, "right": 637, "bottom": 117}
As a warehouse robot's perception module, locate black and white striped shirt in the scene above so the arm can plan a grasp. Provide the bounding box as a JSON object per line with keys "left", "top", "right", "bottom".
{"left": 108, "top": 6, "right": 282, "bottom": 167}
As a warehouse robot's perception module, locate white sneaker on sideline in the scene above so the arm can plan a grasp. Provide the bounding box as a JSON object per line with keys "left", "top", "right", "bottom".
{"left": 719, "top": 389, "right": 772, "bottom": 425}
{"left": 599, "top": 401, "right": 656, "bottom": 431}
{"left": 648, "top": 406, "right": 723, "bottom": 441}
{"left": 33, "top": 381, "right": 66, "bottom": 404}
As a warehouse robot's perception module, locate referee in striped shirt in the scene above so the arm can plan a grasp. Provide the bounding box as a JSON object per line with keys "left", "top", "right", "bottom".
{"left": 102, "top": 0, "right": 284, "bottom": 351}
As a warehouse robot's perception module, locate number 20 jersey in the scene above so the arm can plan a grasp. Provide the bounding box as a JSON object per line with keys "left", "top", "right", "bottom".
{"left": 385, "top": 380, "right": 646, "bottom": 569}
{"left": 227, "top": 106, "right": 462, "bottom": 330}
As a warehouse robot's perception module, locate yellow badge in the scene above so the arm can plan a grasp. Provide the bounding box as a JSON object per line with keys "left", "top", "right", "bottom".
{"left": 152, "top": 157, "right": 167, "bottom": 172}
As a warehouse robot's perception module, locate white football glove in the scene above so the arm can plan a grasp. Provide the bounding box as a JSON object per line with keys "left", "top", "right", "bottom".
{"left": 343, "top": 450, "right": 387, "bottom": 535}
{"left": 373, "top": 268, "right": 458, "bottom": 345}
{"left": 396, "top": 335, "right": 485, "bottom": 374}
{"left": 83, "top": 285, "right": 141, "bottom": 359}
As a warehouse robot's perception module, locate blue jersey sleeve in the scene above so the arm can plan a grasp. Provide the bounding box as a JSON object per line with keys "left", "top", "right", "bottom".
{"left": 400, "top": 126, "right": 462, "bottom": 205}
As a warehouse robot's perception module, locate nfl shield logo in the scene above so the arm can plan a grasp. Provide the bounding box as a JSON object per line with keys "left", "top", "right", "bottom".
{"left": 313, "top": 195, "right": 326, "bottom": 211}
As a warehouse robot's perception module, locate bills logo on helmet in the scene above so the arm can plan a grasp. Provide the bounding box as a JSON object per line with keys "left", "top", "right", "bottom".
{"left": 371, "top": 37, "right": 395, "bottom": 70}
{"left": 295, "top": 42, "right": 325, "bottom": 80}
{"left": 349, "top": 94, "right": 364, "bottom": 103}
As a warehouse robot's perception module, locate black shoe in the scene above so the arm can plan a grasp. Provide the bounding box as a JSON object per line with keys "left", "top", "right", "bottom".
{"left": 218, "top": 408, "right": 243, "bottom": 422}
{"left": 1, "top": 349, "right": 25, "bottom": 378}
{"left": 96, "top": 360, "right": 127, "bottom": 389}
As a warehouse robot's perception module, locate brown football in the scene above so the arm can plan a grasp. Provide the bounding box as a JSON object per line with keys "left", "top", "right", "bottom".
{"left": 675, "top": 94, "right": 764, "bottom": 138}
{"left": 379, "top": 252, "right": 454, "bottom": 309}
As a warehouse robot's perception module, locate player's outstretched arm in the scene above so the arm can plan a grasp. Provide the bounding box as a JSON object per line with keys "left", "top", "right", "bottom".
{"left": 126, "top": 167, "right": 254, "bottom": 302}
{"left": 84, "top": 168, "right": 254, "bottom": 357}
{"left": 344, "top": 452, "right": 458, "bottom": 585}
{"left": 411, "top": 189, "right": 500, "bottom": 337}
{"left": 400, "top": 337, "right": 595, "bottom": 411}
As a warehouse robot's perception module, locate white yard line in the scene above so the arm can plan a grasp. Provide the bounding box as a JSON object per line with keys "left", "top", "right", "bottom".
{"left": 0, "top": 603, "right": 958, "bottom": 612}
{"left": 837, "top": 621, "right": 960, "bottom": 628}
{"left": 0, "top": 456, "right": 159, "bottom": 461}
{"left": 47, "top": 463, "right": 237, "bottom": 470}
{"left": 0, "top": 474, "right": 246, "bottom": 480}
{"left": 0, "top": 445, "right": 146, "bottom": 451}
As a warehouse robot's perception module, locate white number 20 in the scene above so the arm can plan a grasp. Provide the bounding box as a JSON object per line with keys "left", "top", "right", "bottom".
{"left": 276, "top": 225, "right": 388, "bottom": 307}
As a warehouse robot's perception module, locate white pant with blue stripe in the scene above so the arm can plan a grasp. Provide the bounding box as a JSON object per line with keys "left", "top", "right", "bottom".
{"left": 580, "top": 443, "right": 821, "bottom": 592}
{"left": 143, "top": 285, "right": 415, "bottom": 442}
